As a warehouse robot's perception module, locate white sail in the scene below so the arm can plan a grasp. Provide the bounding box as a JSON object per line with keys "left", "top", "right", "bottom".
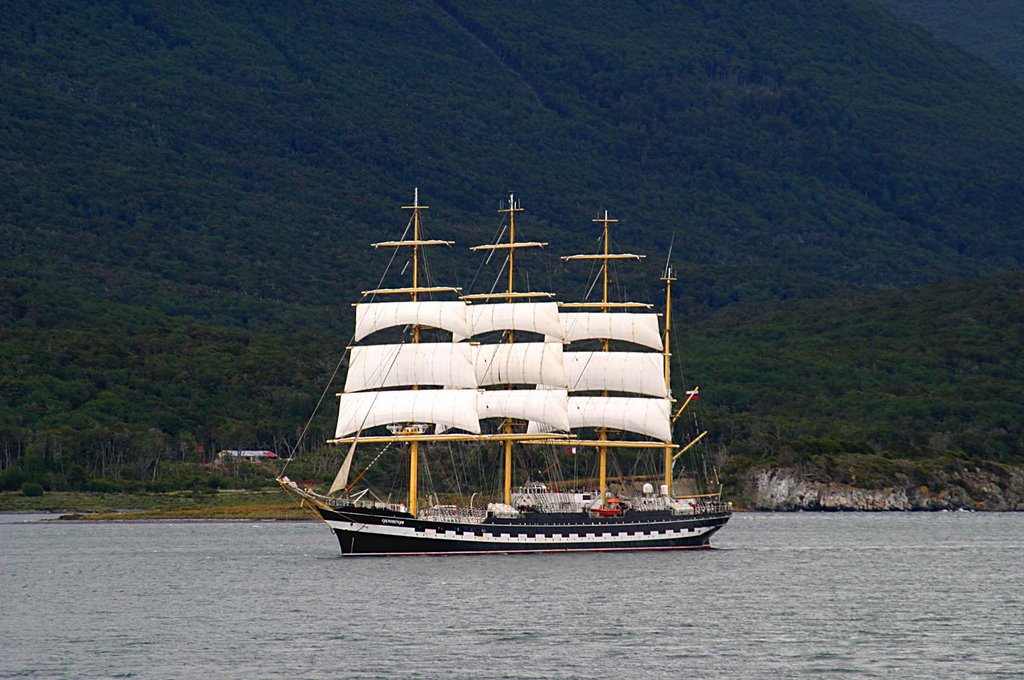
{"left": 344, "top": 343, "right": 476, "bottom": 392}
{"left": 354, "top": 301, "right": 471, "bottom": 341}
{"left": 563, "top": 351, "right": 668, "bottom": 397}
{"left": 335, "top": 389, "right": 481, "bottom": 439}
{"left": 562, "top": 396, "right": 671, "bottom": 441}
{"left": 474, "top": 342, "right": 567, "bottom": 387}
{"left": 557, "top": 312, "right": 663, "bottom": 350}
{"left": 478, "top": 389, "right": 570, "bottom": 432}
{"left": 456, "top": 302, "right": 564, "bottom": 340}
{"left": 328, "top": 440, "right": 358, "bottom": 495}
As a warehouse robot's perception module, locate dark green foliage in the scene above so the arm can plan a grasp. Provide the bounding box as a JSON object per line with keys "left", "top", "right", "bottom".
{"left": 3, "top": 0, "right": 1023, "bottom": 313}
{"left": 681, "top": 272, "right": 1024, "bottom": 465}
{"left": 0, "top": 1, "right": 1022, "bottom": 490}
{"left": 20, "top": 482, "right": 44, "bottom": 497}
{"left": 876, "top": 0, "right": 1024, "bottom": 82}
{"left": 1, "top": 468, "right": 27, "bottom": 492}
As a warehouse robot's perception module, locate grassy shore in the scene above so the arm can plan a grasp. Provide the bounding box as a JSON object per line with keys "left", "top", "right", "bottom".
{"left": 0, "top": 488, "right": 314, "bottom": 520}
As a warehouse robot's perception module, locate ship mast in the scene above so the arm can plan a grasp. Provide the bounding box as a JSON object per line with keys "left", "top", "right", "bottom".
{"left": 660, "top": 265, "right": 676, "bottom": 493}
{"left": 562, "top": 211, "right": 646, "bottom": 506}
{"left": 596, "top": 212, "right": 615, "bottom": 507}
{"left": 367, "top": 188, "right": 458, "bottom": 517}
{"left": 407, "top": 189, "right": 423, "bottom": 516}
{"left": 331, "top": 190, "right": 570, "bottom": 517}
{"left": 466, "top": 194, "right": 552, "bottom": 504}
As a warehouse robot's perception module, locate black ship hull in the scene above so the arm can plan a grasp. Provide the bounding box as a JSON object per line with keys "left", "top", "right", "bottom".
{"left": 316, "top": 504, "right": 731, "bottom": 556}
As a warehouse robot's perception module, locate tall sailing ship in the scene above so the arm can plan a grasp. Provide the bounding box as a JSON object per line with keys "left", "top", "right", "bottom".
{"left": 278, "top": 190, "right": 731, "bottom": 556}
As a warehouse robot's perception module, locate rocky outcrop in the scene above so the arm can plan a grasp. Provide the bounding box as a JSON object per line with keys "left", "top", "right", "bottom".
{"left": 747, "top": 465, "right": 1024, "bottom": 511}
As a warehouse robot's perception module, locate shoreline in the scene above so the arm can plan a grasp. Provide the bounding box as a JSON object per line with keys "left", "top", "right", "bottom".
{"left": 51, "top": 505, "right": 315, "bottom": 521}
{"left": 4, "top": 489, "right": 1021, "bottom": 522}
{"left": 0, "top": 489, "right": 311, "bottom": 520}
{"left": 50, "top": 516, "right": 318, "bottom": 522}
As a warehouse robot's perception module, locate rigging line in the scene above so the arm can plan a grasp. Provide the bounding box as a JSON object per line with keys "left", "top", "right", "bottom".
{"left": 688, "top": 409, "right": 709, "bottom": 488}
{"left": 284, "top": 213, "right": 415, "bottom": 477}
{"left": 485, "top": 223, "right": 508, "bottom": 265}
{"left": 627, "top": 454, "right": 644, "bottom": 479}
{"left": 488, "top": 254, "right": 510, "bottom": 296}
{"left": 671, "top": 323, "right": 688, "bottom": 390}
{"left": 446, "top": 440, "right": 463, "bottom": 500}
{"left": 664, "top": 232, "right": 676, "bottom": 279}
{"left": 466, "top": 217, "right": 508, "bottom": 295}
{"left": 587, "top": 233, "right": 602, "bottom": 277}
{"left": 349, "top": 323, "right": 415, "bottom": 435}
{"left": 420, "top": 444, "right": 435, "bottom": 506}
{"left": 566, "top": 344, "right": 598, "bottom": 392}
{"left": 469, "top": 219, "right": 511, "bottom": 298}
{"left": 279, "top": 341, "right": 352, "bottom": 477}
{"left": 640, "top": 280, "right": 653, "bottom": 313}
{"left": 546, "top": 256, "right": 557, "bottom": 304}
{"left": 422, "top": 247, "right": 433, "bottom": 287}
{"left": 584, "top": 264, "right": 604, "bottom": 301}
{"left": 282, "top": 212, "right": 414, "bottom": 477}
{"left": 581, "top": 253, "right": 598, "bottom": 301}
{"left": 346, "top": 209, "right": 423, "bottom": 434}
{"left": 579, "top": 233, "right": 603, "bottom": 301}
{"left": 419, "top": 217, "right": 436, "bottom": 293}
{"left": 371, "top": 213, "right": 414, "bottom": 303}
{"left": 344, "top": 441, "right": 393, "bottom": 494}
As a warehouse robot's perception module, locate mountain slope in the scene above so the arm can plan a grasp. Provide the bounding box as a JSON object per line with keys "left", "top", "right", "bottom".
{"left": 3, "top": 0, "right": 1023, "bottom": 318}
{"left": 3, "top": 268, "right": 1021, "bottom": 492}
{"left": 876, "top": 0, "right": 1024, "bottom": 83}
{"left": 1, "top": 0, "right": 1023, "bottom": 488}
{"left": 681, "top": 272, "right": 1023, "bottom": 466}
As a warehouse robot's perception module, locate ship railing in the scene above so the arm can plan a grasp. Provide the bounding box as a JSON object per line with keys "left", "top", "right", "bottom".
{"left": 692, "top": 500, "right": 731, "bottom": 515}
{"left": 535, "top": 492, "right": 582, "bottom": 513}
{"left": 511, "top": 491, "right": 584, "bottom": 513}
{"left": 330, "top": 498, "right": 409, "bottom": 513}
{"left": 418, "top": 505, "right": 487, "bottom": 524}
{"left": 628, "top": 496, "right": 672, "bottom": 512}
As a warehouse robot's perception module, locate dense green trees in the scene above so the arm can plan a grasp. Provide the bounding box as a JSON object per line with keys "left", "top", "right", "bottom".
{"left": 1, "top": 0, "right": 1022, "bottom": 491}
{"left": 682, "top": 272, "right": 1024, "bottom": 463}
{"left": 877, "top": 0, "right": 1024, "bottom": 83}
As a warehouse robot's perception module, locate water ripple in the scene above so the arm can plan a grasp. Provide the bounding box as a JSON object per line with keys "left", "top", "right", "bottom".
{"left": 1, "top": 512, "right": 1021, "bottom": 678}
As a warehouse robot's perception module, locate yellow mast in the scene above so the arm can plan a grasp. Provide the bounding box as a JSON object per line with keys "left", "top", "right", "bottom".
{"left": 501, "top": 195, "right": 521, "bottom": 505}
{"left": 350, "top": 190, "right": 459, "bottom": 517}
{"left": 507, "top": 195, "right": 518, "bottom": 301}
{"left": 468, "top": 194, "right": 550, "bottom": 505}
{"left": 596, "top": 211, "right": 615, "bottom": 506}
{"left": 405, "top": 189, "right": 425, "bottom": 516}
{"left": 349, "top": 191, "right": 564, "bottom": 516}
{"left": 661, "top": 265, "right": 676, "bottom": 494}
{"left": 561, "top": 211, "right": 647, "bottom": 507}
{"left": 360, "top": 192, "right": 493, "bottom": 516}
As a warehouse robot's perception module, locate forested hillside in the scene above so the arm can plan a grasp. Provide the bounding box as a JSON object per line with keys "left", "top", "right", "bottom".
{"left": 2, "top": 0, "right": 1022, "bottom": 494}
{"left": 877, "top": 0, "right": 1024, "bottom": 83}
{"left": 686, "top": 273, "right": 1024, "bottom": 462}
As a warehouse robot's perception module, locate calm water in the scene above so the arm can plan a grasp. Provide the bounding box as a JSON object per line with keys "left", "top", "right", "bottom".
{"left": 1, "top": 512, "right": 1022, "bottom": 679}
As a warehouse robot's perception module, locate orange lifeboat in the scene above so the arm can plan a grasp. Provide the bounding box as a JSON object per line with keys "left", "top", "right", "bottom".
{"left": 591, "top": 499, "right": 624, "bottom": 517}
